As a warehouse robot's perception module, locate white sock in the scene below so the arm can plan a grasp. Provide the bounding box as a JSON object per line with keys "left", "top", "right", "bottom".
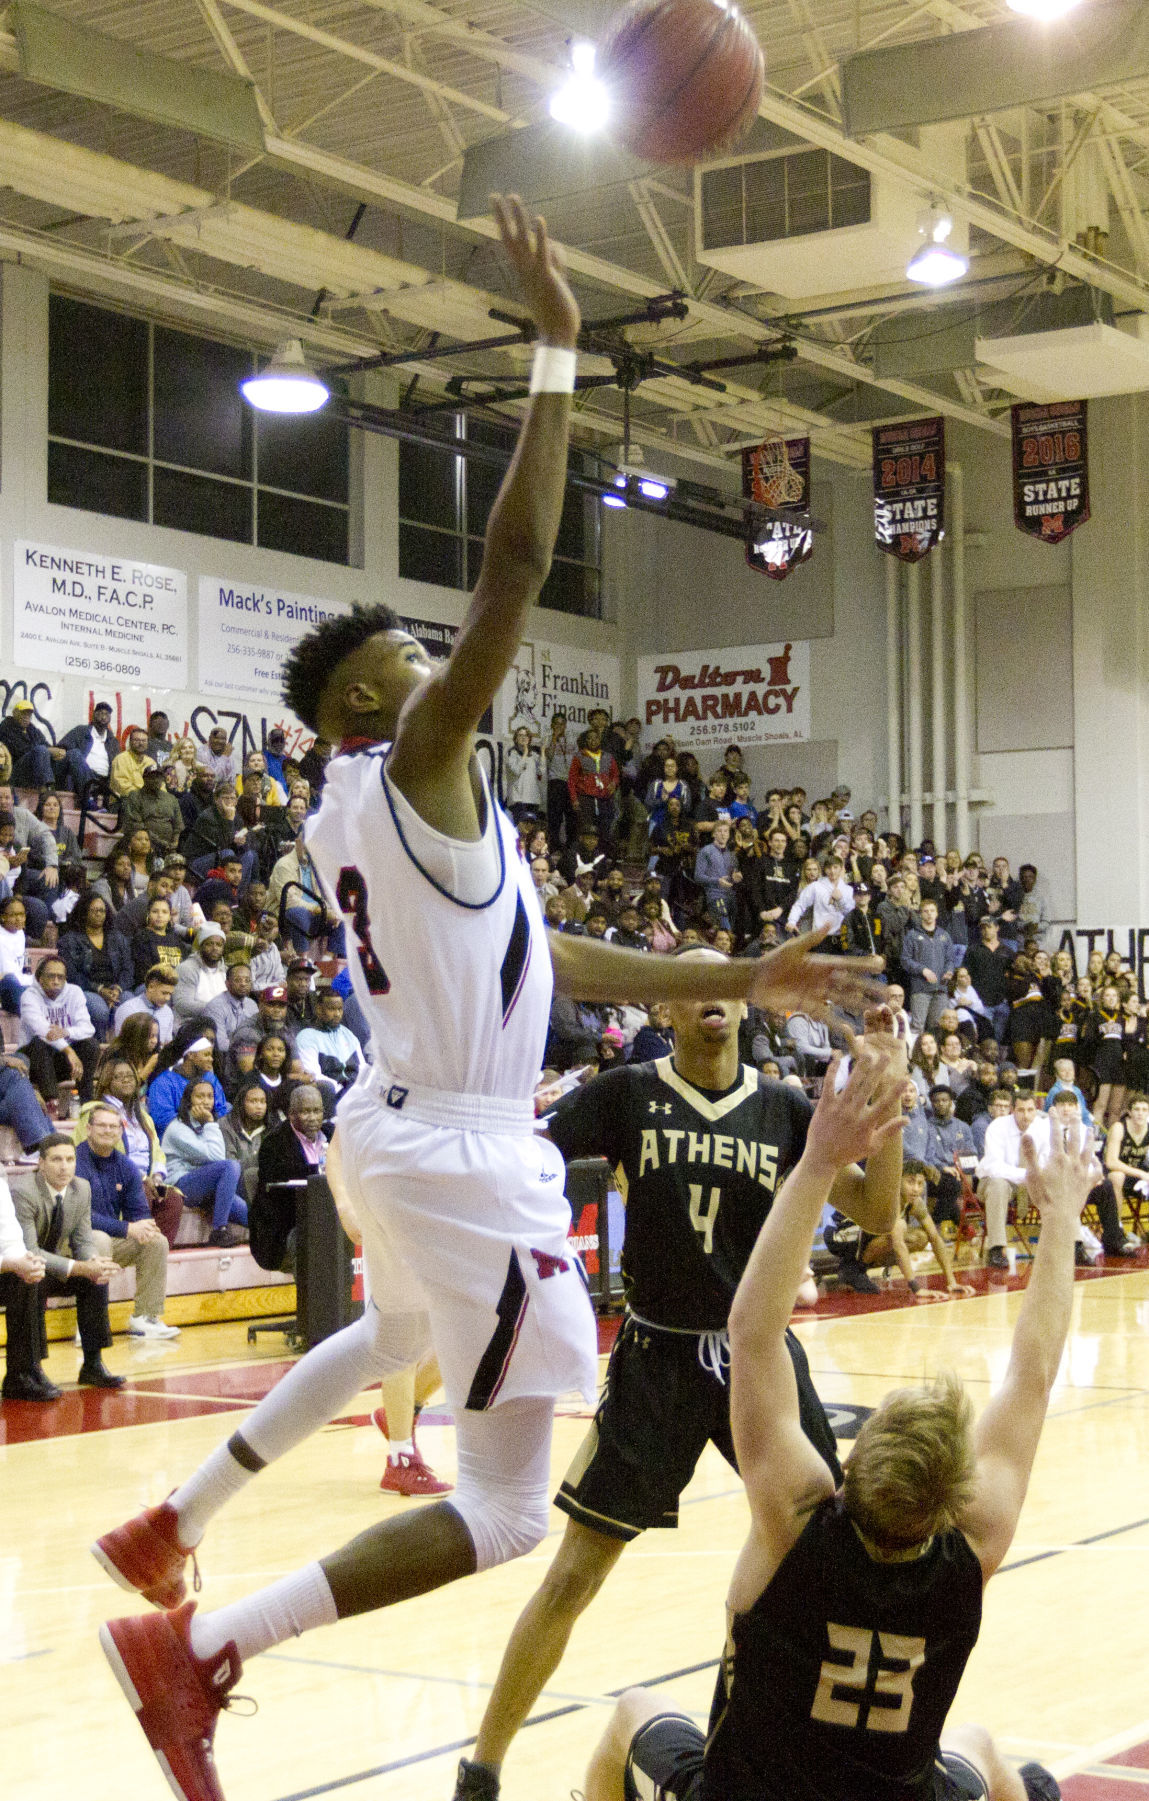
{"left": 171, "top": 1442, "right": 255, "bottom": 1547}
{"left": 189, "top": 1562, "right": 338, "bottom": 1664}
{"left": 389, "top": 1438, "right": 415, "bottom": 1462}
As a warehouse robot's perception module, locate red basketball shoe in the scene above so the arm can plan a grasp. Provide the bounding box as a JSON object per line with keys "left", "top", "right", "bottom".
{"left": 92, "top": 1498, "right": 198, "bottom": 1609}
{"left": 380, "top": 1448, "right": 453, "bottom": 1497}
{"left": 99, "top": 1601, "right": 242, "bottom": 1801}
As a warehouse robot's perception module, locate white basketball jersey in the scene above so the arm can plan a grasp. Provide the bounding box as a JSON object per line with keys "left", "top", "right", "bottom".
{"left": 304, "top": 746, "right": 552, "bottom": 1101}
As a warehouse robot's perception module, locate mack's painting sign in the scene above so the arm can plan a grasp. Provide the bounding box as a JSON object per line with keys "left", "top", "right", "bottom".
{"left": 1012, "top": 400, "right": 1090, "bottom": 543}
{"left": 198, "top": 576, "right": 351, "bottom": 707}
{"left": 636, "top": 641, "right": 811, "bottom": 749}
{"left": 742, "top": 437, "right": 813, "bottom": 580}
{"left": 872, "top": 417, "right": 945, "bottom": 562}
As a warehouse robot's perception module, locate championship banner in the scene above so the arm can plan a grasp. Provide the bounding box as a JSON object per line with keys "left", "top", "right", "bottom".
{"left": 872, "top": 417, "right": 945, "bottom": 562}
{"left": 742, "top": 437, "right": 812, "bottom": 580}
{"left": 1011, "top": 400, "right": 1090, "bottom": 544}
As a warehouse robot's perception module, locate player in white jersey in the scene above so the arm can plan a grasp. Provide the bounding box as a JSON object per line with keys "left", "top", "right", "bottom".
{"left": 94, "top": 197, "right": 886, "bottom": 1801}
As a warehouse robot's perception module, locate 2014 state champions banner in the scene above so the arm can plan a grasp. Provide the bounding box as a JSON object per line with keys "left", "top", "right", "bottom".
{"left": 1011, "top": 400, "right": 1090, "bottom": 543}
{"left": 872, "top": 417, "right": 945, "bottom": 562}
{"left": 742, "top": 437, "right": 813, "bottom": 580}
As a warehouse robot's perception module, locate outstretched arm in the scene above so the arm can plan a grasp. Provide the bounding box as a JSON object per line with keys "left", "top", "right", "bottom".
{"left": 391, "top": 196, "right": 579, "bottom": 792}
{"left": 548, "top": 922, "right": 883, "bottom": 1019}
{"left": 727, "top": 1048, "right": 906, "bottom": 1579}
{"left": 960, "top": 1125, "right": 1091, "bottom": 1579}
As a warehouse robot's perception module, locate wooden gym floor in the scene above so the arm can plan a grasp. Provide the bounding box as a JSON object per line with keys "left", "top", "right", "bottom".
{"left": 3, "top": 1265, "right": 1149, "bottom": 1801}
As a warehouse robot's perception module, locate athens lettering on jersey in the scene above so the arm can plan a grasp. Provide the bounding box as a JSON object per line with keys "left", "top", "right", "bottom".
{"left": 548, "top": 1058, "right": 812, "bottom": 1331}
{"left": 637, "top": 1129, "right": 779, "bottom": 1190}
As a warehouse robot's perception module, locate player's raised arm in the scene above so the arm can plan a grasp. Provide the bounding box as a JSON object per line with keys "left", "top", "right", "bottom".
{"left": 727, "top": 1049, "right": 906, "bottom": 1561}
{"left": 959, "top": 1123, "right": 1091, "bottom": 1580}
{"left": 548, "top": 923, "right": 884, "bottom": 1019}
{"left": 826, "top": 1007, "right": 905, "bottom": 1237}
{"left": 390, "top": 196, "right": 579, "bottom": 790}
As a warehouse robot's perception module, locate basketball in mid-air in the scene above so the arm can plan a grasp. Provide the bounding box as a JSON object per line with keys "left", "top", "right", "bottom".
{"left": 598, "top": 0, "right": 765, "bottom": 165}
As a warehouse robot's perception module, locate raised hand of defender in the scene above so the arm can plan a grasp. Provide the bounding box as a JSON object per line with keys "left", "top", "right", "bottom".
{"left": 491, "top": 193, "right": 580, "bottom": 348}
{"left": 747, "top": 926, "right": 885, "bottom": 1025}
{"left": 1020, "top": 1120, "right": 1093, "bottom": 1226}
{"left": 804, "top": 1045, "right": 906, "bottom": 1174}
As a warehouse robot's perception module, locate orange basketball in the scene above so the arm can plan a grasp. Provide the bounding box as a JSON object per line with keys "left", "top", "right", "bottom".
{"left": 599, "top": 0, "right": 765, "bottom": 165}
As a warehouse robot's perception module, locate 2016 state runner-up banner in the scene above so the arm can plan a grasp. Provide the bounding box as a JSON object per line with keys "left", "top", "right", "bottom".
{"left": 1011, "top": 400, "right": 1090, "bottom": 543}
{"left": 14, "top": 540, "right": 188, "bottom": 687}
{"left": 872, "top": 417, "right": 945, "bottom": 562}
{"left": 637, "top": 641, "right": 810, "bottom": 751}
{"left": 742, "top": 437, "right": 813, "bottom": 580}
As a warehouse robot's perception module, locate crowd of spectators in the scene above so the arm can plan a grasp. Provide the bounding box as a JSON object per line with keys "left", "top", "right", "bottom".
{"left": 510, "top": 718, "right": 1149, "bottom": 1280}
{"left": 0, "top": 707, "right": 359, "bottom": 1350}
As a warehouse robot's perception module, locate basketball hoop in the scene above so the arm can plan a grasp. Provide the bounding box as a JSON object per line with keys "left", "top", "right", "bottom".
{"left": 753, "top": 437, "right": 804, "bottom": 508}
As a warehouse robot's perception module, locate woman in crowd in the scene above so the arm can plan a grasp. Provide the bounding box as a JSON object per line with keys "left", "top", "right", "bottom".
{"left": 76, "top": 1056, "right": 182, "bottom": 1247}
{"left": 92, "top": 844, "right": 136, "bottom": 917}
{"left": 0, "top": 895, "right": 33, "bottom": 1012}
{"left": 1121, "top": 992, "right": 1149, "bottom": 1106}
{"left": 59, "top": 891, "right": 132, "bottom": 1034}
{"left": 909, "top": 1029, "right": 943, "bottom": 1100}
{"left": 1090, "top": 982, "right": 1127, "bottom": 1127}
{"left": 938, "top": 1030, "right": 977, "bottom": 1096}
{"left": 35, "top": 791, "right": 82, "bottom": 865}
{"left": 253, "top": 1031, "right": 296, "bottom": 1119}
{"left": 168, "top": 737, "right": 199, "bottom": 790}
{"left": 504, "top": 727, "right": 544, "bottom": 823}
{"left": 147, "top": 1019, "right": 227, "bottom": 1137}
{"left": 731, "top": 817, "right": 763, "bottom": 942}
{"left": 125, "top": 829, "right": 154, "bottom": 892}
{"left": 1004, "top": 947, "right": 1057, "bottom": 1071}
{"left": 130, "top": 894, "right": 183, "bottom": 986}
{"left": 161, "top": 1076, "right": 246, "bottom": 1248}
{"left": 107, "top": 1012, "right": 162, "bottom": 1088}
{"left": 644, "top": 754, "right": 687, "bottom": 836}
{"left": 220, "top": 1074, "right": 270, "bottom": 1200}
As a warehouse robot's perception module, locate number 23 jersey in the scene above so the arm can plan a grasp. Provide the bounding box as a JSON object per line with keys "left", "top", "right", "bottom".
{"left": 548, "top": 1060, "right": 813, "bottom": 1330}
{"left": 304, "top": 744, "right": 552, "bottom": 1101}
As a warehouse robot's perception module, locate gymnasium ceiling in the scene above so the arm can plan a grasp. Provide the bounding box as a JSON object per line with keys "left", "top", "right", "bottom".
{"left": 3, "top": 0, "right": 1149, "bottom": 477}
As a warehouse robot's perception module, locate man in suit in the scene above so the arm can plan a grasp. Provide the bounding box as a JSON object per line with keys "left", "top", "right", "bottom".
{"left": 11, "top": 1134, "right": 125, "bottom": 1388}
{"left": 0, "top": 1167, "right": 53, "bottom": 1401}
{"left": 249, "top": 1084, "right": 331, "bottom": 1273}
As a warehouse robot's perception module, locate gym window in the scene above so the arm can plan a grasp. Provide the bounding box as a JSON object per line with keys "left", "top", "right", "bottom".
{"left": 398, "top": 414, "right": 603, "bottom": 618}
{"left": 47, "top": 295, "right": 352, "bottom": 566}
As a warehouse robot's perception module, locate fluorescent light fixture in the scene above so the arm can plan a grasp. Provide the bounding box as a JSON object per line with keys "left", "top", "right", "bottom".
{"left": 1006, "top": 0, "right": 1081, "bottom": 17}
{"left": 549, "top": 40, "right": 609, "bottom": 133}
{"left": 906, "top": 207, "right": 969, "bottom": 287}
{"left": 602, "top": 491, "right": 627, "bottom": 509}
{"left": 638, "top": 477, "right": 670, "bottom": 501}
{"left": 241, "top": 339, "right": 329, "bottom": 413}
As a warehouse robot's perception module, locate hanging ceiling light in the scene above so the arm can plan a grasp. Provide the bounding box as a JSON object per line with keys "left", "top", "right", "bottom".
{"left": 1006, "top": 0, "right": 1082, "bottom": 18}
{"left": 906, "top": 206, "right": 969, "bottom": 287}
{"left": 241, "top": 339, "right": 330, "bottom": 413}
{"left": 549, "top": 41, "right": 610, "bottom": 133}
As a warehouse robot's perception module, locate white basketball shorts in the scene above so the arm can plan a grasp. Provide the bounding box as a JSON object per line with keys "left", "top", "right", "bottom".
{"left": 336, "top": 1079, "right": 599, "bottom": 1412}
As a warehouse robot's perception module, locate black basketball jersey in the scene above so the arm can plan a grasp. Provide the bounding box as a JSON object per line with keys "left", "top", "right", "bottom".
{"left": 548, "top": 1059, "right": 812, "bottom": 1330}
{"left": 1117, "top": 1120, "right": 1149, "bottom": 1172}
{"left": 704, "top": 1496, "right": 983, "bottom": 1801}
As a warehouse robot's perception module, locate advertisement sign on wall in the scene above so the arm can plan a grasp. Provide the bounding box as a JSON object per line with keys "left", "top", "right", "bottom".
{"left": 198, "top": 575, "right": 352, "bottom": 707}
{"left": 636, "top": 641, "right": 811, "bottom": 750}
{"left": 13, "top": 540, "right": 188, "bottom": 688}
{"left": 494, "top": 639, "right": 622, "bottom": 741}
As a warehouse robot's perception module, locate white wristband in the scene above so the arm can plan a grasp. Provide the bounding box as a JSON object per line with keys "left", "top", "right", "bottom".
{"left": 529, "top": 346, "right": 577, "bottom": 394}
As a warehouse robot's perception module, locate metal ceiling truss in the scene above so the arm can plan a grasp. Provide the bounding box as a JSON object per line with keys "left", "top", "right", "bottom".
{"left": 0, "top": 1, "right": 1147, "bottom": 477}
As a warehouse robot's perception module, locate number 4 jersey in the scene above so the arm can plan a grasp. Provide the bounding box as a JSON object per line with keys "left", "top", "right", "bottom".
{"left": 304, "top": 744, "right": 552, "bottom": 1101}
{"left": 548, "top": 1060, "right": 814, "bottom": 1330}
